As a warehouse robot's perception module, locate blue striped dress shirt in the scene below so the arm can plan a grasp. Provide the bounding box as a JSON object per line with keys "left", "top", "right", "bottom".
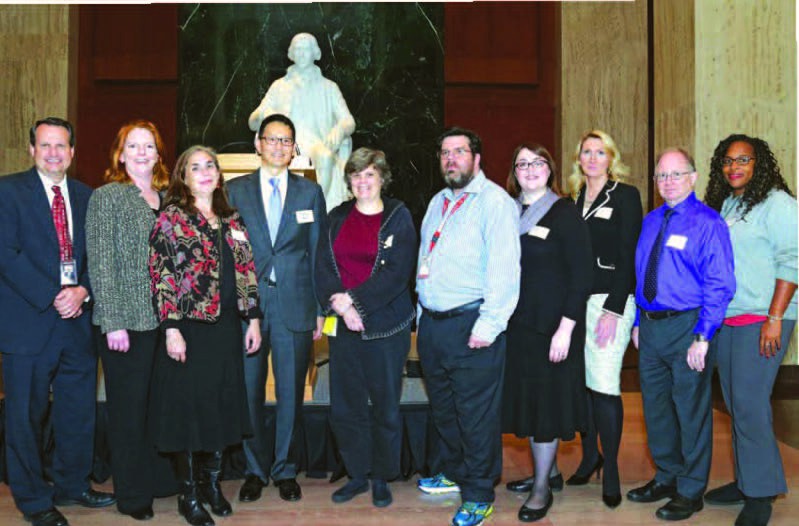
{"left": 416, "top": 171, "right": 521, "bottom": 343}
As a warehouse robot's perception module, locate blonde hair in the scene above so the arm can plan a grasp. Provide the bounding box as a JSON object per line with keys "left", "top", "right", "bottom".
{"left": 567, "top": 129, "right": 630, "bottom": 199}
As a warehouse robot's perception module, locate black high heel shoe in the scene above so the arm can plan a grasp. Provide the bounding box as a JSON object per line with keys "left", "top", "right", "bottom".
{"left": 506, "top": 473, "right": 564, "bottom": 493}
{"left": 518, "top": 491, "right": 553, "bottom": 522}
{"left": 602, "top": 493, "right": 622, "bottom": 508}
{"left": 565, "top": 454, "right": 604, "bottom": 486}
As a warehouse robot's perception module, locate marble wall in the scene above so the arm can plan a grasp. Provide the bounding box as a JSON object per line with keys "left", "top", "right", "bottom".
{"left": 178, "top": 3, "right": 444, "bottom": 224}
{"left": 0, "top": 5, "right": 75, "bottom": 175}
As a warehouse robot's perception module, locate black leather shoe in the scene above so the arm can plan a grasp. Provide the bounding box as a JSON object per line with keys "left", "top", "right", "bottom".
{"left": 627, "top": 479, "right": 677, "bottom": 503}
{"left": 506, "top": 474, "right": 564, "bottom": 493}
{"left": 55, "top": 489, "right": 116, "bottom": 508}
{"left": 238, "top": 475, "right": 265, "bottom": 502}
{"left": 275, "top": 478, "right": 302, "bottom": 501}
{"left": 371, "top": 479, "right": 392, "bottom": 508}
{"left": 331, "top": 478, "right": 369, "bottom": 503}
{"left": 566, "top": 455, "right": 604, "bottom": 486}
{"left": 705, "top": 481, "right": 745, "bottom": 505}
{"left": 518, "top": 491, "right": 553, "bottom": 523}
{"left": 124, "top": 506, "right": 155, "bottom": 521}
{"left": 24, "top": 508, "right": 68, "bottom": 526}
{"left": 735, "top": 497, "right": 773, "bottom": 526}
{"left": 603, "top": 493, "right": 622, "bottom": 508}
{"left": 656, "top": 494, "right": 704, "bottom": 521}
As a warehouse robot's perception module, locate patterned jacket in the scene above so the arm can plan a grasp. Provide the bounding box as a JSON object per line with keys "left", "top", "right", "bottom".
{"left": 149, "top": 204, "right": 261, "bottom": 327}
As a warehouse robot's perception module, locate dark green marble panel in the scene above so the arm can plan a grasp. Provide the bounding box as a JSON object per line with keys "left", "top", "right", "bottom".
{"left": 178, "top": 2, "right": 444, "bottom": 222}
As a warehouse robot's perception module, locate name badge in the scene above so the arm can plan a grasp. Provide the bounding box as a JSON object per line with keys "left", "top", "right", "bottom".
{"left": 296, "top": 210, "right": 314, "bottom": 224}
{"left": 383, "top": 235, "right": 394, "bottom": 248}
{"left": 418, "top": 255, "right": 431, "bottom": 279}
{"left": 528, "top": 226, "right": 550, "bottom": 239}
{"left": 60, "top": 260, "right": 78, "bottom": 286}
{"left": 666, "top": 234, "right": 687, "bottom": 250}
{"left": 231, "top": 229, "right": 246, "bottom": 241}
{"left": 322, "top": 315, "right": 338, "bottom": 337}
{"left": 595, "top": 207, "right": 613, "bottom": 220}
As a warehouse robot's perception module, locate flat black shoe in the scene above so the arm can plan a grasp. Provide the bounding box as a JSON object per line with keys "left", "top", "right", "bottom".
{"left": 238, "top": 475, "right": 265, "bottom": 502}
{"left": 55, "top": 489, "right": 116, "bottom": 508}
{"left": 275, "top": 478, "right": 302, "bottom": 501}
{"left": 603, "top": 493, "right": 622, "bottom": 508}
{"left": 705, "top": 481, "right": 745, "bottom": 505}
{"left": 506, "top": 474, "right": 564, "bottom": 493}
{"left": 331, "top": 478, "right": 369, "bottom": 503}
{"left": 735, "top": 497, "right": 773, "bottom": 526}
{"left": 566, "top": 455, "right": 604, "bottom": 486}
{"left": 627, "top": 479, "right": 677, "bottom": 503}
{"left": 371, "top": 479, "right": 393, "bottom": 508}
{"left": 656, "top": 494, "right": 703, "bottom": 521}
{"left": 24, "top": 508, "right": 68, "bottom": 526}
{"left": 518, "top": 491, "right": 554, "bottom": 523}
{"left": 124, "top": 506, "right": 155, "bottom": 521}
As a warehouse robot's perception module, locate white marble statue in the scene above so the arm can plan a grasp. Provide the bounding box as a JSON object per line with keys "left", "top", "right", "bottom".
{"left": 249, "top": 33, "right": 356, "bottom": 211}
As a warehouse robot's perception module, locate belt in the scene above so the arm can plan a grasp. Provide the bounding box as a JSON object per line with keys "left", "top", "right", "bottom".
{"left": 641, "top": 309, "right": 686, "bottom": 321}
{"left": 266, "top": 279, "right": 277, "bottom": 287}
{"left": 423, "top": 299, "right": 483, "bottom": 320}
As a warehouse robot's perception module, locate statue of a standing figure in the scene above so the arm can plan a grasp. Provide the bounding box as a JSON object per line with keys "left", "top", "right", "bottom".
{"left": 249, "top": 33, "right": 356, "bottom": 211}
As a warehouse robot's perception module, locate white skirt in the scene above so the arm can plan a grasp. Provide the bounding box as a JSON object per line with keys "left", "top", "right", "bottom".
{"left": 584, "top": 294, "right": 636, "bottom": 395}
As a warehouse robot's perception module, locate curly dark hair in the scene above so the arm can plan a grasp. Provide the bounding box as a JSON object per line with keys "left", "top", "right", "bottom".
{"left": 705, "top": 134, "right": 793, "bottom": 219}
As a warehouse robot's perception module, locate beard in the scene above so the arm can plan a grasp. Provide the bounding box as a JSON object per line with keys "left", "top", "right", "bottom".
{"left": 442, "top": 164, "right": 475, "bottom": 190}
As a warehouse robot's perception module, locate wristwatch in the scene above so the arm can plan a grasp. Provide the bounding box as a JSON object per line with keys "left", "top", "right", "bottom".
{"left": 694, "top": 334, "right": 708, "bottom": 343}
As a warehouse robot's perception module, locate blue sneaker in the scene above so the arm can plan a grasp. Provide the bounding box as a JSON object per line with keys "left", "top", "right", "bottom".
{"left": 451, "top": 502, "right": 494, "bottom": 526}
{"left": 417, "top": 473, "right": 460, "bottom": 494}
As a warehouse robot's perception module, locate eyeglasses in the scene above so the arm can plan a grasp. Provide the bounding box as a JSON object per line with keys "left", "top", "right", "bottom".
{"left": 653, "top": 171, "right": 692, "bottom": 183}
{"left": 437, "top": 147, "right": 472, "bottom": 159}
{"left": 515, "top": 159, "right": 549, "bottom": 171}
{"left": 721, "top": 155, "right": 755, "bottom": 166}
{"left": 260, "top": 136, "right": 295, "bottom": 147}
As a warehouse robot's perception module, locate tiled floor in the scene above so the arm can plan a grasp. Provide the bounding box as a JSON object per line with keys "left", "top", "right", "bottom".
{"left": 1, "top": 392, "right": 797, "bottom": 525}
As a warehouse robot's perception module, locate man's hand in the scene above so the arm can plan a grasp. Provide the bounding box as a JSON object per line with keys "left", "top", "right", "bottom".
{"left": 467, "top": 334, "right": 491, "bottom": 349}
{"left": 245, "top": 319, "right": 262, "bottom": 354}
{"left": 313, "top": 316, "right": 325, "bottom": 340}
{"left": 54, "top": 285, "right": 88, "bottom": 319}
{"left": 686, "top": 340, "right": 709, "bottom": 372}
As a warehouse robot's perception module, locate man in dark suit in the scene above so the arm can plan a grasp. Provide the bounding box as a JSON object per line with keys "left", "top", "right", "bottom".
{"left": 227, "top": 113, "right": 327, "bottom": 503}
{"left": 0, "top": 118, "right": 115, "bottom": 526}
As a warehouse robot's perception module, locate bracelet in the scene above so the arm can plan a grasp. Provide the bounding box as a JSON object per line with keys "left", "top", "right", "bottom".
{"left": 767, "top": 313, "right": 784, "bottom": 322}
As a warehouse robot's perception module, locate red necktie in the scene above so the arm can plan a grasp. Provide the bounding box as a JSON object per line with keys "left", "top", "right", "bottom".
{"left": 52, "top": 185, "right": 73, "bottom": 262}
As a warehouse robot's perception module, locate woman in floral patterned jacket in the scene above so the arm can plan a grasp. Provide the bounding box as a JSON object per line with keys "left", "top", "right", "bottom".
{"left": 148, "top": 145, "right": 262, "bottom": 526}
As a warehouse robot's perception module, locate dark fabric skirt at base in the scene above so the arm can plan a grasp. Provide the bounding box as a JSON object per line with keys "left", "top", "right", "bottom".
{"left": 149, "top": 310, "right": 252, "bottom": 453}
{"left": 501, "top": 320, "right": 588, "bottom": 442}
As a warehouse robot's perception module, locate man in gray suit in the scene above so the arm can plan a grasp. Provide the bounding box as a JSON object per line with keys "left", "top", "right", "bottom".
{"left": 226, "top": 113, "right": 327, "bottom": 503}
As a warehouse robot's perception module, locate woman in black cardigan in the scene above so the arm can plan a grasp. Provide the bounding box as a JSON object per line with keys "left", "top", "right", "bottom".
{"left": 565, "top": 130, "right": 643, "bottom": 507}
{"left": 501, "top": 143, "right": 593, "bottom": 522}
{"left": 314, "top": 147, "right": 417, "bottom": 508}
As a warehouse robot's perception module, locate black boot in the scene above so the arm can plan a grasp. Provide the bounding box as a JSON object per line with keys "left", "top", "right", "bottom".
{"left": 198, "top": 451, "right": 232, "bottom": 516}
{"left": 175, "top": 452, "right": 214, "bottom": 526}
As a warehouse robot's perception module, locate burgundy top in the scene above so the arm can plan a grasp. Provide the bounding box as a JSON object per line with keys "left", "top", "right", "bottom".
{"left": 333, "top": 205, "right": 382, "bottom": 289}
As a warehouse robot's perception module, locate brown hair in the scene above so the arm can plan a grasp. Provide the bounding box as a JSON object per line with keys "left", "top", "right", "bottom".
{"left": 164, "top": 145, "right": 235, "bottom": 218}
{"left": 344, "top": 147, "right": 393, "bottom": 193}
{"left": 103, "top": 120, "right": 170, "bottom": 190}
{"left": 506, "top": 142, "right": 561, "bottom": 198}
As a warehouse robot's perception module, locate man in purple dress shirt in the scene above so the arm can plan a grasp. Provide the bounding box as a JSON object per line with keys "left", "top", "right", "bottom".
{"left": 626, "top": 148, "right": 735, "bottom": 521}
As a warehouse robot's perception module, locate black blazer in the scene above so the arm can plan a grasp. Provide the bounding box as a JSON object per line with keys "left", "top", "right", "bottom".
{"left": 512, "top": 198, "right": 593, "bottom": 335}
{"left": 575, "top": 180, "right": 643, "bottom": 316}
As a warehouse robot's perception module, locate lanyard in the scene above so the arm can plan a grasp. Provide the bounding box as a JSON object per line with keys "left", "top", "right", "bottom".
{"left": 427, "top": 193, "right": 468, "bottom": 254}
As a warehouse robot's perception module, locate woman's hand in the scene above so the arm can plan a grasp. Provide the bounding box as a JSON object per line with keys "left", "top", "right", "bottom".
{"left": 330, "top": 292, "right": 354, "bottom": 316}
{"left": 760, "top": 318, "right": 783, "bottom": 358}
{"left": 106, "top": 329, "right": 130, "bottom": 353}
{"left": 550, "top": 317, "right": 576, "bottom": 363}
{"left": 342, "top": 308, "right": 365, "bottom": 333}
{"left": 245, "top": 319, "right": 262, "bottom": 355}
{"left": 632, "top": 326, "right": 639, "bottom": 349}
{"left": 166, "top": 328, "right": 186, "bottom": 363}
{"left": 594, "top": 312, "right": 619, "bottom": 349}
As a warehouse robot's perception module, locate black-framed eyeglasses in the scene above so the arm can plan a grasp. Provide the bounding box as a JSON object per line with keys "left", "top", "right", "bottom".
{"left": 260, "top": 136, "right": 295, "bottom": 147}
{"left": 514, "top": 160, "right": 549, "bottom": 171}
{"left": 721, "top": 155, "right": 755, "bottom": 167}
{"left": 437, "top": 147, "right": 472, "bottom": 159}
{"left": 653, "top": 171, "right": 692, "bottom": 183}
